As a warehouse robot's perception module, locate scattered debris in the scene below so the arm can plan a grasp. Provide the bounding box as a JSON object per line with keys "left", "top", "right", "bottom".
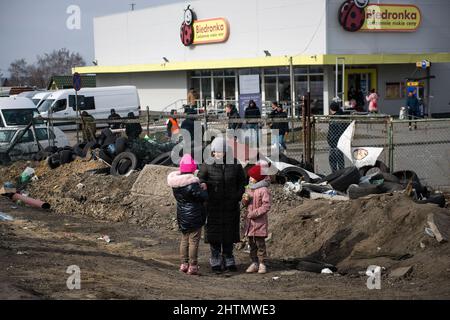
{"left": 0, "top": 212, "right": 14, "bottom": 221}
{"left": 321, "top": 268, "right": 333, "bottom": 274}
{"left": 424, "top": 227, "right": 435, "bottom": 238}
{"left": 11, "top": 193, "right": 51, "bottom": 210}
{"left": 97, "top": 235, "right": 111, "bottom": 243}
{"left": 76, "top": 183, "right": 85, "bottom": 189}
{"left": 389, "top": 266, "right": 413, "bottom": 279}
{"left": 272, "top": 277, "right": 280, "bottom": 281}
{"left": 427, "top": 212, "right": 449, "bottom": 243}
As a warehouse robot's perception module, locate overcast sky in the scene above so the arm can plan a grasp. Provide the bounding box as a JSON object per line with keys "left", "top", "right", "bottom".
{"left": 0, "top": 0, "right": 182, "bottom": 77}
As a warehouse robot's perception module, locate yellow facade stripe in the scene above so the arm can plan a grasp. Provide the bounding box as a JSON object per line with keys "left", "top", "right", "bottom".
{"left": 73, "top": 52, "right": 450, "bottom": 74}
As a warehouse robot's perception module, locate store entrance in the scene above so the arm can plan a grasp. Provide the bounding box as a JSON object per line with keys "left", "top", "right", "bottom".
{"left": 345, "top": 69, "right": 377, "bottom": 111}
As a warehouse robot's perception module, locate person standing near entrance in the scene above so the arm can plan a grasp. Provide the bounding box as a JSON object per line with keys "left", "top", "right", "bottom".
{"left": 269, "top": 102, "right": 289, "bottom": 151}
{"left": 366, "top": 89, "right": 379, "bottom": 113}
{"left": 187, "top": 88, "right": 197, "bottom": 108}
{"left": 166, "top": 109, "right": 180, "bottom": 138}
{"left": 244, "top": 100, "right": 261, "bottom": 148}
{"left": 406, "top": 90, "right": 420, "bottom": 130}
{"left": 198, "top": 137, "right": 246, "bottom": 273}
{"left": 327, "top": 102, "right": 347, "bottom": 172}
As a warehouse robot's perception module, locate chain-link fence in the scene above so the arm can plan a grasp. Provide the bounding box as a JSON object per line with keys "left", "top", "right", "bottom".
{"left": 311, "top": 116, "right": 450, "bottom": 190}
{"left": 390, "top": 119, "right": 450, "bottom": 190}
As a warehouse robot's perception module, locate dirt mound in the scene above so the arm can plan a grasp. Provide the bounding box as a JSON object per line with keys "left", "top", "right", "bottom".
{"left": 267, "top": 191, "right": 450, "bottom": 279}
{"left": 25, "top": 160, "right": 178, "bottom": 231}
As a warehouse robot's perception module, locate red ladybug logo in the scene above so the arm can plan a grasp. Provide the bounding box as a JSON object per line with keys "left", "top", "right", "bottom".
{"left": 180, "top": 22, "right": 194, "bottom": 46}
{"left": 339, "top": 0, "right": 368, "bottom": 32}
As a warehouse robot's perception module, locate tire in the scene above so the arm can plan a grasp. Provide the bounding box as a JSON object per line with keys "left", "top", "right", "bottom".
{"left": 280, "top": 167, "right": 312, "bottom": 183}
{"left": 348, "top": 184, "right": 382, "bottom": 199}
{"left": 392, "top": 170, "right": 420, "bottom": 185}
{"left": 82, "top": 140, "right": 98, "bottom": 157}
{"left": 110, "top": 152, "right": 138, "bottom": 176}
{"left": 115, "top": 137, "right": 128, "bottom": 154}
{"left": 73, "top": 143, "right": 87, "bottom": 157}
{"left": 47, "top": 154, "right": 61, "bottom": 169}
{"left": 321, "top": 167, "right": 361, "bottom": 192}
{"left": 359, "top": 161, "right": 390, "bottom": 176}
{"left": 381, "top": 172, "right": 400, "bottom": 184}
{"left": 414, "top": 194, "right": 446, "bottom": 208}
{"left": 44, "top": 146, "right": 58, "bottom": 154}
{"left": 99, "top": 149, "right": 113, "bottom": 164}
{"left": 102, "top": 135, "right": 117, "bottom": 147}
{"left": 278, "top": 153, "right": 302, "bottom": 166}
{"left": 296, "top": 260, "right": 337, "bottom": 273}
{"left": 365, "top": 167, "right": 382, "bottom": 176}
{"left": 150, "top": 151, "right": 173, "bottom": 166}
{"left": 59, "top": 150, "right": 74, "bottom": 164}
{"left": 33, "top": 150, "right": 49, "bottom": 162}
{"left": 378, "top": 182, "right": 404, "bottom": 193}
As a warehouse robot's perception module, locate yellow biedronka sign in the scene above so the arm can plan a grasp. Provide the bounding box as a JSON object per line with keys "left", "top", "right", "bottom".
{"left": 361, "top": 4, "right": 421, "bottom": 32}
{"left": 193, "top": 18, "right": 229, "bottom": 44}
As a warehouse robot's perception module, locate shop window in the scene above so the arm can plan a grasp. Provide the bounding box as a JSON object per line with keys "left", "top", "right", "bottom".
{"left": 201, "top": 70, "right": 211, "bottom": 77}
{"left": 294, "top": 67, "right": 308, "bottom": 75}
{"left": 213, "top": 70, "right": 224, "bottom": 77}
{"left": 190, "top": 70, "right": 202, "bottom": 77}
{"left": 224, "top": 77, "right": 235, "bottom": 101}
{"left": 224, "top": 69, "right": 235, "bottom": 76}
{"left": 264, "top": 76, "right": 277, "bottom": 102}
{"left": 239, "top": 68, "right": 260, "bottom": 75}
{"left": 278, "top": 75, "right": 291, "bottom": 102}
{"left": 264, "top": 68, "right": 277, "bottom": 75}
{"left": 310, "top": 75, "right": 324, "bottom": 114}
{"left": 278, "top": 67, "right": 290, "bottom": 75}
{"left": 309, "top": 66, "right": 324, "bottom": 74}
{"left": 295, "top": 75, "right": 308, "bottom": 99}
{"left": 385, "top": 82, "right": 404, "bottom": 99}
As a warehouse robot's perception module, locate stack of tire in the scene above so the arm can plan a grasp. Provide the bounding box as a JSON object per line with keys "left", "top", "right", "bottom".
{"left": 316, "top": 161, "right": 445, "bottom": 208}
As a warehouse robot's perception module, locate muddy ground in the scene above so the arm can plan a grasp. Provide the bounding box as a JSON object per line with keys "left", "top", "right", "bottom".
{"left": 0, "top": 160, "right": 449, "bottom": 299}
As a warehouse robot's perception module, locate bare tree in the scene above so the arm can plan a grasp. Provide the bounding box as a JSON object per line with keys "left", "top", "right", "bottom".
{"left": 8, "top": 59, "right": 30, "bottom": 86}
{"left": 7, "top": 48, "right": 86, "bottom": 88}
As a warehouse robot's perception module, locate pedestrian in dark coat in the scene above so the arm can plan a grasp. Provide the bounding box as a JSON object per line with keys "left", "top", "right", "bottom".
{"left": 225, "top": 104, "right": 241, "bottom": 130}
{"left": 107, "top": 109, "right": 122, "bottom": 129}
{"left": 167, "top": 154, "right": 208, "bottom": 276}
{"left": 125, "top": 112, "right": 142, "bottom": 140}
{"left": 406, "top": 91, "right": 420, "bottom": 130}
{"left": 197, "top": 137, "right": 246, "bottom": 272}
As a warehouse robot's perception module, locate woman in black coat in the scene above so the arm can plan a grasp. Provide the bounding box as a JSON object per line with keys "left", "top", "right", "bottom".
{"left": 198, "top": 137, "right": 246, "bottom": 272}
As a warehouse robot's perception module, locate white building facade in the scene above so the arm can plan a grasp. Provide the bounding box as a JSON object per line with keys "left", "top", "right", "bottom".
{"left": 74, "top": 0, "right": 450, "bottom": 116}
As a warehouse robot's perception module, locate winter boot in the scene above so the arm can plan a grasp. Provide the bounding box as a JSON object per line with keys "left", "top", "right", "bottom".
{"left": 258, "top": 263, "right": 267, "bottom": 274}
{"left": 246, "top": 262, "right": 259, "bottom": 273}
{"left": 224, "top": 256, "right": 237, "bottom": 272}
{"left": 179, "top": 263, "right": 189, "bottom": 273}
{"left": 210, "top": 255, "right": 223, "bottom": 273}
{"left": 187, "top": 264, "right": 200, "bottom": 275}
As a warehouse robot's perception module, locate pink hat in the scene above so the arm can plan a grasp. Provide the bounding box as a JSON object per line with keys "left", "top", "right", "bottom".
{"left": 179, "top": 154, "right": 198, "bottom": 173}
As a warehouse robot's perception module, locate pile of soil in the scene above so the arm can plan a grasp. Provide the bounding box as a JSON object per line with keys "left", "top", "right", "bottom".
{"left": 5, "top": 159, "right": 448, "bottom": 281}
{"left": 26, "top": 161, "right": 178, "bottom": 231}
{"left": 267, "top": 191, "right": 450, "bottom": 279}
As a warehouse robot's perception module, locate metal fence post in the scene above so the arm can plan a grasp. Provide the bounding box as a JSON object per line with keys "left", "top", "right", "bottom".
{"left": 388, "top": 117, "right": 394, "bottom": 173}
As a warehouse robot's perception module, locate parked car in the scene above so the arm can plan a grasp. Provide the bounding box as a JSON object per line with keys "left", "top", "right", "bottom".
{"left": 0, "top": 125, "right": 69, "bottom": 161}
{"left": 37, "top": 86, "right": 141, "bottom": 130}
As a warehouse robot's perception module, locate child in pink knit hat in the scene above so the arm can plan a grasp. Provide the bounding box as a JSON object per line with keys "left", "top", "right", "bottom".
{"left": 167, "top": 154, "right": 208, "bottom": 275}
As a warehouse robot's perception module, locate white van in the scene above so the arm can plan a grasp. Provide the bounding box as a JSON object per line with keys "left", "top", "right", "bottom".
{"left": 38, "top": 86, "right": 140, "bottom": 130}
{"left": 0, "top": 97, "right": 42, "bottom": 128}
{"left": 0, "top": 97, "right": 69, "bottom": 161}
{"left": 32, "top": 91, "right": 52, "bottom": 107}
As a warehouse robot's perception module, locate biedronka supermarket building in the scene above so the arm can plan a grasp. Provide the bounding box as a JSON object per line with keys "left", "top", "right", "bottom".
{"left": 74, "top": 0, "right": 450, "bottom": 117}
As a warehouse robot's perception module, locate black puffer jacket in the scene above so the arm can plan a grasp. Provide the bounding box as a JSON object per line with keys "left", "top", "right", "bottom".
{"left": 327, "top": 109, "right": 349, "bottom": 148}
{"left": 167, "top": 171, "right": 208, "bottom": 233}
{"left": 198, "top": 160, "right": 246, "bottom": 244}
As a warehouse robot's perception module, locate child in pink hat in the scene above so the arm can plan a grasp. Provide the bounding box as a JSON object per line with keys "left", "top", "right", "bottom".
{"left": 167, "top": 154, "right": 208, "bottom": 275}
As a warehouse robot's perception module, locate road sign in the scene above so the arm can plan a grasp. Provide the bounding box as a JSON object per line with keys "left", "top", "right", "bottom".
{"left": 73, "top": 72, "right": 82, "bottom": 91}
{"left": 416, "top": 60, "right": 430, "bottom": 69}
